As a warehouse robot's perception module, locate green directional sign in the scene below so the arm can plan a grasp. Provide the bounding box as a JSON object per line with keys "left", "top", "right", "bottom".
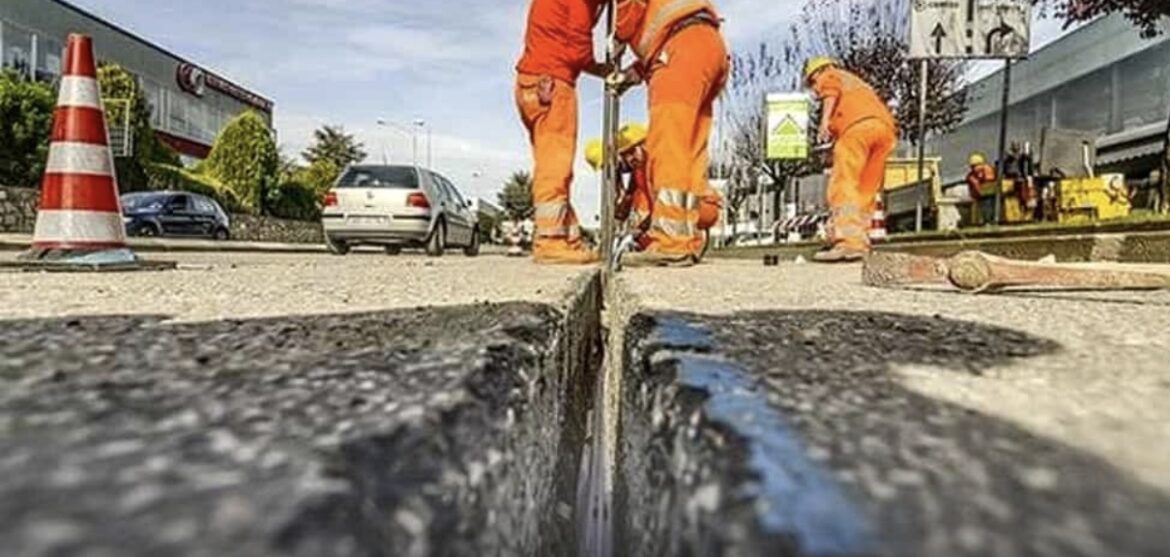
{"left": 764, "top": 93, "right": 810, "bottom": 161}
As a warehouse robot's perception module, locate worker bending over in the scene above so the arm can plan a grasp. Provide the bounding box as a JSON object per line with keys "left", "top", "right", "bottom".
{"left": 805, "top": 57, "right": 898, "bottom": 263}
{"left": 966, "top": 153, "right": 998, "bottom": 225}
{"left": 584, "top": 123, "right": 721, "bottom": 252}
{"left": 515, "top": 0, "right": 609, "bottom": 264}
{"left": 611, "top": 0, "right": 729, "bottom": 267}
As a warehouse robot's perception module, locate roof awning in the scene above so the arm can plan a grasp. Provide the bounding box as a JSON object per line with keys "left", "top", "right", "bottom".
{"left": 1098, "top": 140, "right": 1166, "bottom": 166}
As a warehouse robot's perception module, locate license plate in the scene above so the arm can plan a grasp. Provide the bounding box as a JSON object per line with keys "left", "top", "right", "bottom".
{"left": 348, "top": 216, "right": 388, "bottom": 226}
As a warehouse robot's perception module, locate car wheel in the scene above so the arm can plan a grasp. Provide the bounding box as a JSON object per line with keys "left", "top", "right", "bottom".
{"left": 213, "top": 228, "right": 230, "bottom": 241}
{"left": 425, "top": 221, "right": 446, "bottom": 257}
{"left": 137, "top": 224, "right": 160, "bottom": 238}
{"left": 384, "top": 246, "right": 402, "bottom": 256}
{"left": 325, "top": 235, "right": 351, "bottom": 256}
{"left": 463, "top": 229, "right": 480, "bottom": 257}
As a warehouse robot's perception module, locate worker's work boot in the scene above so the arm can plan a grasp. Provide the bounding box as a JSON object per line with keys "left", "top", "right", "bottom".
{"left": 812, "top": 244, "right": 868, "bottom": 263}
{"left": 621, "top": 250, "right": 698, "bottom": 268}
{"left": 533, "top": 240, "right": 599, "bottom": 265}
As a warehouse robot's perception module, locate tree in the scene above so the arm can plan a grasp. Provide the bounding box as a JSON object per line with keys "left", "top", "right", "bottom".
{"left": 0, "top": 70, "right": 53, "bottom": 187}
{"left": 718, "top": 0, "right": 971, "bottom": 223}
{"left": 203, "top": 111, "right": 279, "bottom": 213}
{"left": 497, "top": 171, "right": 534, "bottom": 221}
{"left": 97, "top": 63, "right": 180, "bottom": 191}
{"left": 1036, "top": 0, "right": 1169, "bottom": 37}
{"left": 302, "top": 125, "right": 366, "bottom": 170}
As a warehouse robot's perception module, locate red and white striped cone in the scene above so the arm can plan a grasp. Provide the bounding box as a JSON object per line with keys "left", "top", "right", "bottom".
{"left": 868, "top": 197, "right": 888, "bottom": 243}
{"left": 28, "top": 34, "right": 132, "bottom": 262}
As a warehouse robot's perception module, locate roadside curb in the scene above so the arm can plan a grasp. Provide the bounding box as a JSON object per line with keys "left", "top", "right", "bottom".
{"left": 715, "top": 230, "right": 1170, "bottom": 264}
{"left": 0, "top": 235, "right": 326, "bottom": 254}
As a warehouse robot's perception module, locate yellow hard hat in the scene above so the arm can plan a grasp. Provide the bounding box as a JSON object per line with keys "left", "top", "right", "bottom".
{"left": 803, "top": 56, "right": 836, "bottom": 81}
{"left": 585, "top": 138, "right": 605, "bottom": 171}
{"left": 969, "top": 153, "right": 986, "bottom": 166}
{"left": 617, "top": 123, "right": 648, "bottom": 152}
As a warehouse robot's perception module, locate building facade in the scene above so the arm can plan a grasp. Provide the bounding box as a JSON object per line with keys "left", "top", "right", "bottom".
{"left": 932, "top": 14, "right": 1170, "bottom": 183}
{"left": 0, "top": 0, "right": 273, "bottom": 161}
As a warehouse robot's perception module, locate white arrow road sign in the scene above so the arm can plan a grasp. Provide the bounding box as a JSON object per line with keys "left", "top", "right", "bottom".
{"left": 910, "top": 0, "right": 967, "bottom": 58}
{"left": 973, "top": 0, "right": 1031, "bottom": 58}
{"left": 909, "top": 0, "right": 1031, "bottom": 59}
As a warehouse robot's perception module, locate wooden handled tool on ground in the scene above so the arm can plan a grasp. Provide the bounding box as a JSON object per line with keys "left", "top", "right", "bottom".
{"left": 864, "top": 251, "right": 1170, "bottom": 293}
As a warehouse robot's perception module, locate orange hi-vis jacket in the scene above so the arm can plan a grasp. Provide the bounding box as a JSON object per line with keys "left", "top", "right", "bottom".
{"left": 517, "top": 0, "right": 606, "bottom": 84}
{"left": 616, "top": 0, "right": 718, "bottom": 67}
{"left": 810, "top": 67, "right": 896, "bottom": 138}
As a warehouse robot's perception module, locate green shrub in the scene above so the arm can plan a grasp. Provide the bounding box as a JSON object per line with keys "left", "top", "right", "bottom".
{"left": 265, "top": 180, "right": 321, "bottom": 222}
{"left": 144, "top": 162, "right": 242, "bottom": 212}
{"left": 97, "top": 63, "right": 180, "bottom": 191}
{"left": 202, "top": 111, "right": 278, "bottom": 213}
{"left": 0, "top": 70, "right": 53, "bottom": 187}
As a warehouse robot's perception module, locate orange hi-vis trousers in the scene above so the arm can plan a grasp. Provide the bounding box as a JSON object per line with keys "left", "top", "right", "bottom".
{"left": 644, "top": 24, "right": 728, "bottom": 256}
{"left": 828, "top": 118, "right": 897, "bottom": 252}
{"left": 515, "top": 73, "right": 582, "bottom": 251}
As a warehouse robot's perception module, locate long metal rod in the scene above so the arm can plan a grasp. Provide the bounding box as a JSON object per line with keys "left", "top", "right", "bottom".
{"left": 915, "top": 58, "right": 929, "bottom": 233}
{"left": 994, "top": 60, "right": 1013, "bottom": 225}
{"left": 599, "top": 0, "right": 619, "bottom": 272}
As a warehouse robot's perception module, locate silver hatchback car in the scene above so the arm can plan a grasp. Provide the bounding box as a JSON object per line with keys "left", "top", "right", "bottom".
{"left": 321, "top": 165, "right": 480, "bottom": 256}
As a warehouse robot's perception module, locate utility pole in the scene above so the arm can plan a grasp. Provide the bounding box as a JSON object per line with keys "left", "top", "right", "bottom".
{"left": 994, "top": 60, "right": 1013, "bottom": 225}
{"left": 915, "top": 58, "right": 929, "bottom": 233}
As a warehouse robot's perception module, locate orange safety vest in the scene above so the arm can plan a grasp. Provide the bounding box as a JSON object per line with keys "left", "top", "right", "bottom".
{"left": 619, "top": 0, "right": 718, "bottom": 64}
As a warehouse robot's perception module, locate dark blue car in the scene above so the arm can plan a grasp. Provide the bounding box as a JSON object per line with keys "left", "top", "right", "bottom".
{"left": 121, "top": 191, "right": 231, "bottom": 240}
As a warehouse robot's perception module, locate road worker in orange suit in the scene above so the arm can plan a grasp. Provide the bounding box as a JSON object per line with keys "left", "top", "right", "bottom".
{"left": 609, "top": 0, "right": 729, "bottom": 267}
{"left": 584, "top": 123, "right": 722, "bottom": 252}
{"left": 966, "top": 152, "right": 998, "bottom": 225}
{"left": 805, "top": 57, "right": 898, "bottom": 263}
{"left": 515, "top": 0, "right": 610, "bottom": 264}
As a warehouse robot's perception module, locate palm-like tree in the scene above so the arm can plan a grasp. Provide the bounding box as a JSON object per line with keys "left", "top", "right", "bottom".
{"left": 302, "top": 125, "right": 367, "bottom": 170}
{"left": 498, "top": 171, "right": 534, "bottom": 221}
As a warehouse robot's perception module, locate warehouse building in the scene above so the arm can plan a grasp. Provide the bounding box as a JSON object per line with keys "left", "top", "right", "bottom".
{"left": 0, "top": 0, "right": 274, "bottom": 162}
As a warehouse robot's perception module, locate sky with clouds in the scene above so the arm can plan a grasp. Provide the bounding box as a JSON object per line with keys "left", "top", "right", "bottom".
{"left": 69, "top": 0, "right": 1071, "bottom": 220}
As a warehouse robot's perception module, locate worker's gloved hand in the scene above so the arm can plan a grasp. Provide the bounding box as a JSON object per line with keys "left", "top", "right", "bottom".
{"left": 606, "top": 67, "right": 641, "bottom": 95}
{"left": 537, "top": 75, "right": 555, "bottom": 106}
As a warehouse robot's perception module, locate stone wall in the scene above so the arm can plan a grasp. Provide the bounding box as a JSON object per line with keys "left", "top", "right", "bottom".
{"left": 229, "top": 214, "right": 323, "bottom": 244}
{"left": 0, "top": 186, "right": 39, "bottom": 234}
{"left": 0, "top": 185, "right": 322, "bottom": 244}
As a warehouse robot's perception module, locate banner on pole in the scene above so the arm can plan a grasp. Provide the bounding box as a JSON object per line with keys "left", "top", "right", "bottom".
{"left": 764, "top": 93, "right": 810, "bottom": 161}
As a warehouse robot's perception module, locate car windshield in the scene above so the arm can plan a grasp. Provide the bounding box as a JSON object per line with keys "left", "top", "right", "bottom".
{"left": 122, "top": 193, "right": 167, "bottom": 211}
{"left": 337, "top": 166, "right": 418, "bottom": 189}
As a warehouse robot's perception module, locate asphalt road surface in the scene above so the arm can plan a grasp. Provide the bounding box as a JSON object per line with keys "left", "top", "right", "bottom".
{"left": 613, "top": 259, "right": 1170, "bottom": 556}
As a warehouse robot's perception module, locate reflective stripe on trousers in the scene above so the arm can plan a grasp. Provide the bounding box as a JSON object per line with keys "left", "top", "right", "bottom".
{"left": 534, "top": 200, "right": 580, "bottom": 240}
{"left": 650, "top": 187, "right": 698, "bottom": 238}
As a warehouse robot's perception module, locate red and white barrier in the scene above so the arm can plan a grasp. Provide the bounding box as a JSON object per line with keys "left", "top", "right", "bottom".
{"left": 868, "top": 197, "right": 888, "bottom": 242}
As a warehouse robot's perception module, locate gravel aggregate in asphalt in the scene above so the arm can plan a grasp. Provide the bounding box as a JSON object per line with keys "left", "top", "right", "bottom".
{"left": 0, "top": 252, "right": 600, "bottom": 556}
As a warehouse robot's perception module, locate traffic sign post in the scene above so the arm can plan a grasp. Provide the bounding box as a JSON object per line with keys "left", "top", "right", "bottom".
{"left": 910, "top": 0, "right": 1031, "bottom": 226}
{"left": 910, "top": 0, "right": 1031, "bottom": 60}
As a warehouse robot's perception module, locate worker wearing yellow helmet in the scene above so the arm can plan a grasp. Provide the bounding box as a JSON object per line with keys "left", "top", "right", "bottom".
{"left": 584, "top": 123, "right": 722, "bottom": 253}
{"left": 804, "top": 56, "right": 898, "bottom": 262}
{"left": 966, "top": 152, "right": 998, "bottom": 225}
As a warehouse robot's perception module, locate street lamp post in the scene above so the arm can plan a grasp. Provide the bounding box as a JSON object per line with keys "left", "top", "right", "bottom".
{"left": 412, "top": 119, "right": 431, "bottom": 169}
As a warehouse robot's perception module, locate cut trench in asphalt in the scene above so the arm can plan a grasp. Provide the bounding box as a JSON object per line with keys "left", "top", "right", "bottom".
{"left": 4, "top": 265, "right": 1169, "bottom": 556}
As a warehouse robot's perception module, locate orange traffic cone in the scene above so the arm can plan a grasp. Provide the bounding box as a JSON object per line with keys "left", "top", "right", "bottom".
{"left": 868, "top": 196, "right": 888, "bottom": 243}
{"left": 26, "top": 34, "right": 134, "bottom": 264}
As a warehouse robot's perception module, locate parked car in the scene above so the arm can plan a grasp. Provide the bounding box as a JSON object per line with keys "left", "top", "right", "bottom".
{"left": 321, "top": 165, "right": 480, "bottom": 257}
{"left": 121, "top": 191, "right": 231, "bottom": 240}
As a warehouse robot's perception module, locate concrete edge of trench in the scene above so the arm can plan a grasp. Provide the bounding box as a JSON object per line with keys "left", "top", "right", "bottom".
{"left": 589, "top": 275, "right": 844, "bottom": 556}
